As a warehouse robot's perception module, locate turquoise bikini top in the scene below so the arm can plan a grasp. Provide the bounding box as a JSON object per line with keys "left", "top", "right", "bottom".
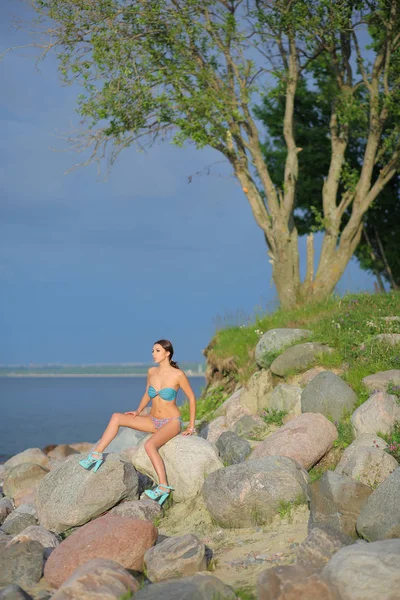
{"left": 148, "top": 385, "right": 178, "bottom": 402}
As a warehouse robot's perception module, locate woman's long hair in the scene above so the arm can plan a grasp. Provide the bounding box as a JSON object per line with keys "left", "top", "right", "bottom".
{"left": 154, "top": 339, "right": 179, "bottom": 369}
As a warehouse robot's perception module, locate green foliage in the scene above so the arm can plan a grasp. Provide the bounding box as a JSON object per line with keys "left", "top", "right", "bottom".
{"left": 278, "top": 495, "right": 305, "bottom": 522}
{"left": 211, "top": 290, "right": 400, "bottom": 394}
{"left": 234, "top": 589, "right": 256, "bottom": 600}
{"left": 118, "top": 592, "right": 134, "bottom": 600}
{"left": 333, "top": 421, "right": 354, "bottom": 451}
{"left": 387, "top": 381, "right": 400, "bottom": 404}
{"left": 384, "top": 422, "right": 400, "bottom": 465}
{"left": 180, "top": 385, "right": 227, "bottom": 421}
{"left": 308, "top": 464, "right": 335, "bottom": 484}
{"left": 261, "top": 408, "right": 287, "bottom": 427}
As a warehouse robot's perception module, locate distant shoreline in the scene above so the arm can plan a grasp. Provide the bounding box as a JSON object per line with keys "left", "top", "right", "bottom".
{"left": 0, "top": 373, "right": 206, "bottom": 378}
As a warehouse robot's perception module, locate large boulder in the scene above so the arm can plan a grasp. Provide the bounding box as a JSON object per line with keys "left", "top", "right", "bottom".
{"left": 301, "top": 371, "right": 358, "bottom": 421}
{"left": 36, "top": 453, "right": 139, "bottom": 533}
{"left": 50, "top": 558, "right": 140, "bottom": 600}
{"left": 239, "top": 369, "right": 273, "bottom": 413}
{"left": 202, "top": 456, "right": 309, "bottom": 528}
{"left": 212, "top": 388, "right": 243, "bottom": 419}
{"left": 134, "top": 574, "right": 236, "bottom": 600}
{"left": 105, "top": 427, "right": 146, "bottom": 453}
{"left": 199, "top": 416, "right": 228, "bottom": 444}
{"left": 266, "top": 384, "right": 302, "bottom": 418}
{"left": 216, "top": 432, "right": 252, "bottom": 465}
{"left": 255, "top": 329, "right": 312, "bottom": 369}
{"left": 351, "top": 391, "right": 400, "bottom": 437}
{"left": 0, "top": 585, "right": 33, "bottom": 600}
{"left": 257, "top": 564, "right": 339, "bottom": 600}
{"left": 3, "top": 464, "right": 49, "bottom": 499}
{"left": 309, "top": 470, "right": 372, "bottom": 538}
{"left": 296, "top": 526, "right": 353, "bottom": 572}
{"left": 1, "top": 512, "right": 37, "bottom": 536}
{"left": 335, "top": 434, "right": 398, "bottom": 488}
{"left": 132, "top": 435, "right": 223, "bottom": 503}
{"left": 357, "top": 468, "right": 400, "bottom": 541}
{"left": 46, "top": 445, "right": 79, "bottom": 461}
{"left": 270, "top": 343, "right": 333, "bottom": 377}
{"left": 225, "top": 392, "right": 252, "bottom": 428}
{"left": 251, "top": 413, "right": 337, "bottom": 470}
{"left": 109, "top": 498, "right": 162, "bottom": 521}
{"left": 0, "top": 498, "right": 13, "bottom": 525}
{"left": 362, "top": 369, "right": 400, "bottom": 392}
{"left": 233, "top": 415, "right": 265, "bottom": 438}
{"left": 44, "top": 515, "right": 157, "bottom": 587}
{"left": 322, "top": 539, "right": 400, "bottom": 599}
{"left": 9, "top": 525, "right": 61, "bottom": 560}
{"left": 0, "top": 539, "right": 44, "bottom": 588}
{"left": 144, "top": 534, "right": 206, "bottom": 582}
{"left": 3, "top": 449, "right": 49, "bottom": 472}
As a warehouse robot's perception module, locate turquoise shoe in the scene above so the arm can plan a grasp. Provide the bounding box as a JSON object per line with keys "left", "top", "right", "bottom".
{"left": 79, "top": 451, "right": 104, "bottom": 472}
{"left": 144, "top": 484, "right": 173, "bottom": 505}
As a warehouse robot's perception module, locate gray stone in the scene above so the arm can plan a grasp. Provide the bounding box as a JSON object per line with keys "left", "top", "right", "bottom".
{"left": 370, "top": 333, "right": 400, "bottom": 346}
{"left": 144, "top": 534, "right": 206, "bottom": 582}
{"left": 0, "top": 539, "right": 44, "bottom": 588}
{"left": 212, "top": 388, "right": 243, "bottom": 419}
{"left": 362, "top": 369, "right": 400, "bottom": 392}
{"left": 323, "top": 539, "right": 400, "bottom": 599}
{"left": 233, "top": 415, "right": 265, "bottom": 439}
{"left": 0, "top": 498, "right": 13, "bottom": 526}
{"left": 203, "top": 456, "right": 309, "bottom": 528}
{"left": 301, "top": 371, "right": 358, "bottom": 421}
{"left": 309, "top": 470, "right": 372, "bottom": 538}
{"left": 216, "top": 432, "right": 251, "bottom": 465}
{"left": 134, "top": 574, "right": 236, "bottom": 600}
{"left": 351, "top": 391, "right": 400, "bottom": 437}
{"left": 3, "top": 450, "right": 49, "bottom": 473}
{"left": 270, "top": 343, "right": 333, "bottom": 377}
{"left": 36, "top": 453, "right": 139, "bottom": 533}
{"left": 357, "top": 468, "right": 400, "bottom": 541}
{"left": 8, "top": 526, "right": 61, "bottom": 560}
{"left": 335, "top": 440, "right": 398, "bottom": 488}
{"left": 105, "top": 427, "right": 146, "bottom": 453}
{"left": 132, "top": 435, "right": 223, "bottom": 504}
{"left": 109, "top": 498, "right": 162, "bottom": 522}
{"left": 199, "top": 416, "right": 228, "bottom": 444}
{"left": 0, "top": 585, "right": 33, "bottom": 599}
{"left": 14, "top": 505, "right": 36, "bottom": 518}
{"left": 239, "top": 369, "right": 273, "bottom": 413}
{"left": 251, "top": 412, "right": 337, "bottom": 470}
{"left": 255, "top": 329, "right": 312, "bottom": 369}
{"left": 3, "top": 464, "right": 49, "bottom": 500}
{"left": 296, "top": 526, "right": 353, "bottom": 572}
{"left": 257, "top": 563, "right": 340, "bottom": 600}
{"left": 50, "top": 558, "right": 139, "bottom": 599}
{"left": 266, "top": 384, "right": 302, "bottom": 417}
{"left": 1, "top": 513, "right": 37, "bottom": 536}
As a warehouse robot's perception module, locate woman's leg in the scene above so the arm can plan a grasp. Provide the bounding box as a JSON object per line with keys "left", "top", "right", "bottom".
{"left": 94, "top": 413, "right": 156, "bottom": 453}
{"left": 144, "top": 419, "right": 181, "bottom": 486}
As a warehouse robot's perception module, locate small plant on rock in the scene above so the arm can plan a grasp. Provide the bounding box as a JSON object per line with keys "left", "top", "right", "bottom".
{"left": 333, "top": 420, "right": 354, "bottom": 450}
{"left": 261, "top": 408, "right": 287, "bottom": 427}
{"left": 384, "top": 422, "right": 400, "bottom": 465}
{"left": 388, "top": 380, "right": 400, "bottom": 404}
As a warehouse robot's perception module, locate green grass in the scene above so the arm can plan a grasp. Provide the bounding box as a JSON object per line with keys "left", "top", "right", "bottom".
{"left": 261, "top": 407, "right": 287, "bottom": 426}
{"left": 388, "top": 380, "right": 400, "bottom": 403}
{"left": 381, "top": 421, "right": 400, "bottom": 465}
{"left": 234, "top": 589, "right": 256, "bottom": 600}
{"left": 308, "top": 463, "right": 336, "bottom": 484}
{"left": 208, "top": 291, "right": 400, "bottom": 397}
{"left": 277, "top": 494, "right": 306, "bottom": 522}
{"left": 333, "top": 420, "right": 354, "bottom": 450}
{"left": 180, "top": 384, "right": 229, "bottom": 422}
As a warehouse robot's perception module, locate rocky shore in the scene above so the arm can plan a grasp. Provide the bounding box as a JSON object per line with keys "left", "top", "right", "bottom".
{"left": 1, "top": 325, "right": 400, "bottom": 599}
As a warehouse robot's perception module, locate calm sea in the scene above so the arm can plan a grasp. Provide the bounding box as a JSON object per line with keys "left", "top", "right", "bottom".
{"left": 0, "top": 376, "right": 206, "bottom": 462}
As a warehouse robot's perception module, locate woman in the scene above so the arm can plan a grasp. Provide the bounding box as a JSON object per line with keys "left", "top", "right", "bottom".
{"left": 79, "top": 339, "right": 197, "bottom": 505}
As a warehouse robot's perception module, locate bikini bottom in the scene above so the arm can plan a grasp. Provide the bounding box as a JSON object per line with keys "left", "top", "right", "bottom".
{"left": 151, "top": 415, "right": 182, "bottom": 431}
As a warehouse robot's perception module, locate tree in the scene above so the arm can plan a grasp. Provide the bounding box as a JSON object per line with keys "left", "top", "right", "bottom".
{"left": 13, "top": 0, "right": 400, "bottom": 309}
{"left": 255, "top": 70, "right": 400, "bottom": 290}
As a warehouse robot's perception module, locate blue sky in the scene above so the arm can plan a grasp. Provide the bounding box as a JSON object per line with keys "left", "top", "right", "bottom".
{"left": 0, "top": 1, "right": 377, "bottom": 365}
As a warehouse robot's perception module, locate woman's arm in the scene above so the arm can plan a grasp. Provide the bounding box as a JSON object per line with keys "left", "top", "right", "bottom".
{"left": 178, "top": 371, "right": 197, "bottom": 435}
{"left": 125, "top": 369, "right": 152, "bottom": 416}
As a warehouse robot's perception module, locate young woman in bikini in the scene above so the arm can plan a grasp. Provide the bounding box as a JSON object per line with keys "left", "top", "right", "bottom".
{"left": 79, "top": 339, "right": 196, "bottom": 505}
